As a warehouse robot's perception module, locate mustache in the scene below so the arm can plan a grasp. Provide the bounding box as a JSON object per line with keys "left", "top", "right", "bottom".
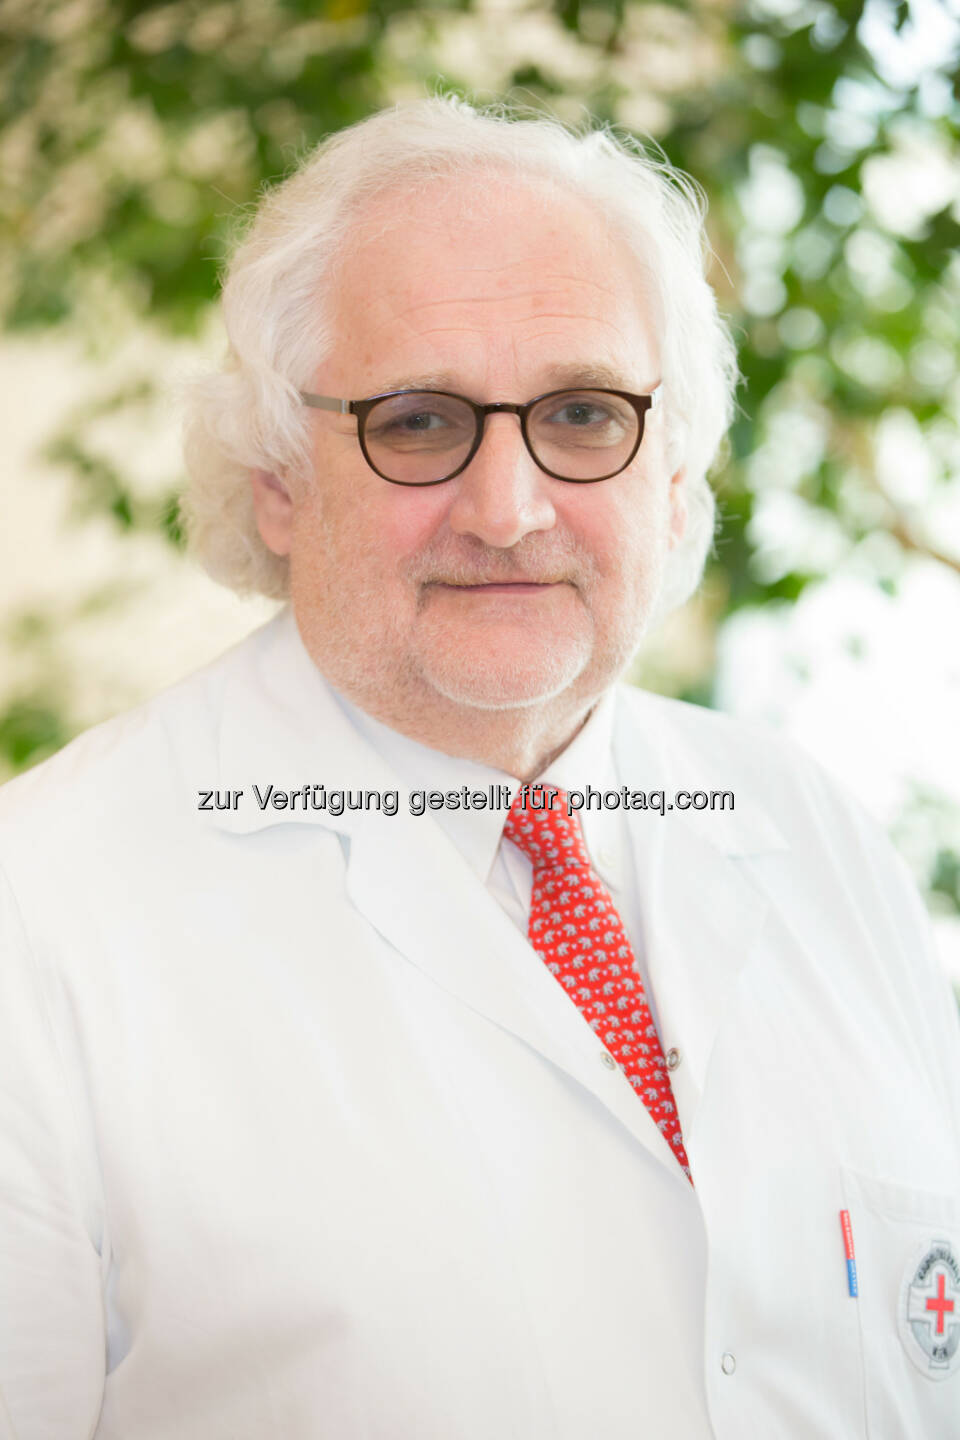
{"left": 410, "top": 539, "right": 594, "bottom": 589}
{"left": 427, "top": 574, "right": 573, "bottom": 586}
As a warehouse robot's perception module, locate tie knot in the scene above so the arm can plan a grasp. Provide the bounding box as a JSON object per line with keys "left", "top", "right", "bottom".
{"left": 504, "top": 784, "right": 590, "bottom": 871}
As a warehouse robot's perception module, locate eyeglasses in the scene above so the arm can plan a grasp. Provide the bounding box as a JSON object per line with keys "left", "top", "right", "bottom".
{"left": 298, "top": 384, "right": 662, "bottom": 486}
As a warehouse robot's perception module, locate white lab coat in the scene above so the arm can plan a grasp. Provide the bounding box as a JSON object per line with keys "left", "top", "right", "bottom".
{"left": 0, "top": 607, "right": 958, "bottom": 1440}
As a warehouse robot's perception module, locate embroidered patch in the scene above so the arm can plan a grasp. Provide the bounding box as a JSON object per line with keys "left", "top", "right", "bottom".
{"left": 898, "top": 1237, "right": 960, "bottom": 1380}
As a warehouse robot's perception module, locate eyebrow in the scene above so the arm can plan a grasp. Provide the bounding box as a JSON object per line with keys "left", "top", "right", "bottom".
{"left": 370, "top": 362, "right": 638, "bottom": 396}
{"left": 542, "top": 362, "right": 635, "bottom": 391}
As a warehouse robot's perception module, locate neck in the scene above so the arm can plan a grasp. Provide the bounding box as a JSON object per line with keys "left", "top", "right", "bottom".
{"left": 336, "top": 682, "right": 601, "bottom": 780}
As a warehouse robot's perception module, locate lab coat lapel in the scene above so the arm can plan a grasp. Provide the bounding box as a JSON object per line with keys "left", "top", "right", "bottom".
{"left": 344, "top": 813, "right": 689, "bottom": 1179}
{"left": 613, "top": 690, "right": 788, "bottom": 1141}
{"left": 642, "top": 813, "right": 773, "bottom": 1130}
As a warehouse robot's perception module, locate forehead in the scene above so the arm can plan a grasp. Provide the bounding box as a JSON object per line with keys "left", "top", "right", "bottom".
{"left": 324, "top": 171, "right": 660, "bottom": 392}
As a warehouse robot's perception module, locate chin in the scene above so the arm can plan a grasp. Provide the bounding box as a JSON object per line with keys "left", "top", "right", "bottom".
{"left": 417, "top": 643, "right": 593, "bottom": 712}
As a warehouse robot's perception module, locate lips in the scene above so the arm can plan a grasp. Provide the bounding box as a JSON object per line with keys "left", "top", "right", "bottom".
{"left": 433, "top": 579, "right": 565, "bottom": 588}
{"left": 451, "top": 582, "right": 553, "bottom": 591}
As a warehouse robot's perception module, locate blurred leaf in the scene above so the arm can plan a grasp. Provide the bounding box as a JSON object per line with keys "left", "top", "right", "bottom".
{"left": 931, "top": 849, "right": 960, "bottom": 915}
{"left": 0, "top": 699, "right": 72, "bottom": 771}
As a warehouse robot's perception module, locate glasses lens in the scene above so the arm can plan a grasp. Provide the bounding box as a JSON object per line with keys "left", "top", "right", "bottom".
{"left": 363, "top": 392, "right": 476, "bottom": 484}
{"left": 527, "top": 390, "right": 640, "bottom": 480}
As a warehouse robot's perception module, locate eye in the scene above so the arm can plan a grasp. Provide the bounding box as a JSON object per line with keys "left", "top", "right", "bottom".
{"left": 369, "top": 405, "right": 451, "bottom": 437}
{"left": 531, "top": 391, "right": 635, "bottom": 449}
{"left": 389, "top": 409, "right": 447, "bottom": 433}
{"left": 548, "top": 400, "right": 612, "bottom": 427}
{"left": 365, "top": 393, "right": 476, "bottom": 453}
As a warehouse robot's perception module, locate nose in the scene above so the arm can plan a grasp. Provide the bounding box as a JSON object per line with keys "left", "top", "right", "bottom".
{"left": 446, "top": 413, "right": 557, "bottom": 549}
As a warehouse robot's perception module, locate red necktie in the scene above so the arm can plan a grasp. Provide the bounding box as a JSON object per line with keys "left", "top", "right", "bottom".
{"left": 504, "top": 784, "right": 692, "bottom": 1186}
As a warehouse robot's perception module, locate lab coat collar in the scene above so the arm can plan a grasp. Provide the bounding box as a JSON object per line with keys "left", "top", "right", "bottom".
{"left": 212, "top": 607, "right": 406, "bottom": 836}
{"left": 611, "top": 685, "right": 788, "bottom": 859}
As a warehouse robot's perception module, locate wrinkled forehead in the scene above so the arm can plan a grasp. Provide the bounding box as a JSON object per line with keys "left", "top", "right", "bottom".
{"left": 352, "top": 164, "right": 613, "bottom": 241}
{"left": 324, "top": 166, "right": 663, "bottom": 375}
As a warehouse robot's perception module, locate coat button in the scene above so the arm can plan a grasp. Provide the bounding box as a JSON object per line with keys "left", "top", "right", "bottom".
{"left": 600, "top": 1051, "right": 617, "bottom": 1070}
{"left": 721, "top": 1353, "right": 736, "bottom": 1375}
{"left": 666, "top": 1047, "right": 681, "bottom": 1070}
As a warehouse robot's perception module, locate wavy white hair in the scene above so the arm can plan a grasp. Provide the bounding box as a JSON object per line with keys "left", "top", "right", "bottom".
{"left": 181, "top": 94, "right": 738, "bottom": 611}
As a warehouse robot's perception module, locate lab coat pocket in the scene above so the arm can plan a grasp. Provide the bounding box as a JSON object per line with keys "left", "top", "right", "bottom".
{"left": 840, "top": 1164, "right": 960, "bottom": 1440}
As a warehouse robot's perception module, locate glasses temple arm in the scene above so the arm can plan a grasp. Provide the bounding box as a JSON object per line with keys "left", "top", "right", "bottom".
{"left": 299, "top": 393, "right": 352, "bottom": 414}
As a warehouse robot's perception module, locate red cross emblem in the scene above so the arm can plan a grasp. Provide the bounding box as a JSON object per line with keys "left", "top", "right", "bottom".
{"left": 925, "top": 1271, "right": 956, "bottom": 1335}
{"left": 899, "top": 1237, "right": 960, "bottom": 1379}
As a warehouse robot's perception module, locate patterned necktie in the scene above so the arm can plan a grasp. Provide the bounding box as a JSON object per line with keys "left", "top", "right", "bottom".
{"left": 504, "top": 784, "right": 692, "bottom": 1186}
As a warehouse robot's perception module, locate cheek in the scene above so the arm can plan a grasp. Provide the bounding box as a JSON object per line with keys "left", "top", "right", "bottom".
{"left": 379, "top": 501, "right": 446, "bottom": 562}
{"left": 290, "top": 481, "right": 447, "bottom": 597}
{"left": 348, "top": 481, "right": 453, "bottom": 564}
{"left": 584, "top": 488, "right": 672, "bottom": 614}
{"left": 581, "top": 489, "right": 659, "bottom": 572}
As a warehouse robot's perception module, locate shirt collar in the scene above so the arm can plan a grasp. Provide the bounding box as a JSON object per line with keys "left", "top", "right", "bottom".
{"left": 333, "top": 687, "right": 618, "bottom": 886}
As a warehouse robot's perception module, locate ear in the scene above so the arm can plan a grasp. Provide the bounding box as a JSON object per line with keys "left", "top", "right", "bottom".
{"left": 667, "top": 465, "right": 687, "bottom": 549}
{"left": 251, "top": 468, "right": 294, "bottom": 557}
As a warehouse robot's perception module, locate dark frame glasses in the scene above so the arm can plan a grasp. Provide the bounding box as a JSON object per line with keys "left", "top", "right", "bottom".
{"left": 299, "top": 384, "right": 662, "bottom": 486}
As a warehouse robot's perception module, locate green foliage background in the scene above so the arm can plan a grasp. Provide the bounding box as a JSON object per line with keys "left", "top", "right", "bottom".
{"left": 2, "top": 0, "right": 959, "bottom": 931}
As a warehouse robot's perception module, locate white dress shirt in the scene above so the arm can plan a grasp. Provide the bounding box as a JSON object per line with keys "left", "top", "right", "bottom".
{"left": 338, "top": 687, "right": 666, "bottom": 1039}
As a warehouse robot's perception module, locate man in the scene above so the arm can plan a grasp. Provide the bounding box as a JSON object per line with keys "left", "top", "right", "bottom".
{"left": 1, "top": 96, "right": 958, "bottom": 1440}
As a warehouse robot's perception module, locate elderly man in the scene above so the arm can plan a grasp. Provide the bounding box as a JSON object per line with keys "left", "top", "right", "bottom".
{"left": 1, "top": 97, "right": 958, "bottom": 1440}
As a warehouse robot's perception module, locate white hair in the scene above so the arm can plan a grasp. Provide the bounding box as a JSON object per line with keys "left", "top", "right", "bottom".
{"left": 181, "top": 94, "right": 738, "bottom": 610}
